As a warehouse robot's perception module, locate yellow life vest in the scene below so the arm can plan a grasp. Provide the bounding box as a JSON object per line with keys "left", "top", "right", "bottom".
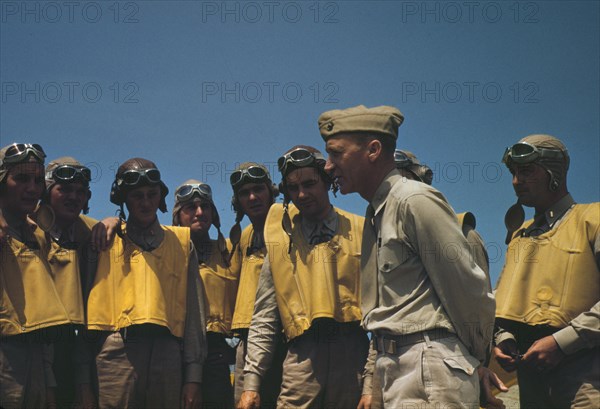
{"left": 265, "top": 203, "right": 363, "bottom": 340}
{"left": 231, "top": 225, "right": 266, "bottom": 332}
{"left": 87, "top": 225, "right": 190, "bottom": 338}
{"left": 1, "top": 226, "right": 72, "bottom": 336}
{"left": 198, "top": 240, "right": 239, "bottom": 335}
{"left": 495, "top": 203, "right": 600, "bottom": 328}
{"left": 46, "top": 215, "right": 96, "bottom": 324}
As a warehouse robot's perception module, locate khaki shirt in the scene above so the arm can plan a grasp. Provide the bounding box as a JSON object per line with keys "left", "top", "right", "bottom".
{"left": 362, "top": 169, "right": 495, "bottom": 362}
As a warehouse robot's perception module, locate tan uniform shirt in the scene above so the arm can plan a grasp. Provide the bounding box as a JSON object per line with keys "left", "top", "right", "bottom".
{"left": 362, "top": 169, "right": 495, "bottom": 362}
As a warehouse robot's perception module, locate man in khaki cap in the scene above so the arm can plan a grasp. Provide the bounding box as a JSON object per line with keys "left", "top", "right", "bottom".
{"left": 494, "top": 135, "right": 599, "bottom": 408}
{"left": 320, "top": 105, "right": 495, "bottom": 408}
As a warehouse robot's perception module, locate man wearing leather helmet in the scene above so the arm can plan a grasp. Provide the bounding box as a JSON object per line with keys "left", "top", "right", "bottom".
{"left": 33, "top": 156, "right": 97, "bottom": 408}
{"left": 238, "top": 146, "right": 370, "bottom": 409}
{"left": 172, "top": 179, "right": 238, "bottom": 409}
{"left": 0, "top": 143, "right": 66, "bottom": 408}
{"left": 494, "top": 134, "right": 600, "bottom": 408}
{"left": 228, "top": 162, "right": 285, "bottom": 408}
{"left": 82, "top": 158, "right": 207, "bottom": 409}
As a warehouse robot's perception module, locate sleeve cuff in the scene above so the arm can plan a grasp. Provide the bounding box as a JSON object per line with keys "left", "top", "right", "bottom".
{"left": 361, "top": 375, "right": 373, "bottom": 395}
{"left": 184, "top": 363, "right": 203, "bottom": 384}
{"left": 553, "top": 326, "right": 586, "bottom": 355}
{"left": 243, "top": 373, "right": 261, "bottom": 392}
{"left": 494, "top": 331, "right": 516, "bottom": 346}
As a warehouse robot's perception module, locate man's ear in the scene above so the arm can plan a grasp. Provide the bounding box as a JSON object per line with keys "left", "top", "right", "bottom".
{"left": 366, "top": 139, "right": 383, "bottom": 162}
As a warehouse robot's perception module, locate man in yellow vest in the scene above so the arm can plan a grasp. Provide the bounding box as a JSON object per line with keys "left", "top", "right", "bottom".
{"left": 238, "top": 146, "right": 370, "bottom": 409}
{"left": 494, "top": 134, "right": 599, "bottom": 408}
{"left": 320, "top": 105, "right": 495, "bottom": 409}
{"left": 173, "top": 179, "right": 238, "bottom": 409}
{"left": 228, "top": 162, "right": 285, "bottom": 408}
{"left": 83, "top": 158, "right": 207, "bottom": 409}
{"left": 0, "top": 143, "right": 63, "bottom": 408}
{"left": 32, "top": 157, "right": 96, "bottom": 408}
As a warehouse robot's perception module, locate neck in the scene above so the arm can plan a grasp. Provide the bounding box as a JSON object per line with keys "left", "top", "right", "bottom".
{"left": 362, "top": 162, "right": 396, "bottom": 202}
{"left": 535, "top": 191, "right": 569, "bottom": 214}
{"left": 192, "top": 232, "right": 210, "bottom": 248}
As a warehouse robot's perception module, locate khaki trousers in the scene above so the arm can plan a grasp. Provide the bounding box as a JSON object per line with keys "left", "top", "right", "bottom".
{"left": 94, "top": 331, "right": 182, "bottom": 409}
{"left": 277, "top": 321, "right": 369, "bottom": 409}
{"left": 376, "top": 334, "right": 480, "bottom": 409}
{"left": 0, "top": 338, "right": 46, "bottom": 409}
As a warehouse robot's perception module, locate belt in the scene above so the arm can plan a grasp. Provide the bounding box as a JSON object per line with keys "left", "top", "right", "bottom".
{"left": 119, "top": 324, "right": 174, "bottom": 341}
{"left": 374, "top": 329, "right": 453, "bottom": 354}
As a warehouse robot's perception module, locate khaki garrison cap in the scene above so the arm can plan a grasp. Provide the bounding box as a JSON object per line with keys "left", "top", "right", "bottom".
{"left": 318, "top": 105, "right": 404, "bottom": 140}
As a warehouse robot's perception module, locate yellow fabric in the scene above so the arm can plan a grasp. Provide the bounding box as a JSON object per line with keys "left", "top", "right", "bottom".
{"left": 0, "top": 227, "right": 71, "bottom": 335}
{"left": 87, "top": 225, "right": 190, "bottom": 338}
{"left": 231, "top": 225, "right": 266, "bottom": 331}
{"left": 496, "top": 203, "right": 600, "bottom": 328}
{"left": 265, "top": 203, "right": 363, "bottom": 340}
{"left": 199, "top": 240, "right": 240, "bottom": 335}
{"left": 46, "top": 215, "right": 96, "bottom": 324}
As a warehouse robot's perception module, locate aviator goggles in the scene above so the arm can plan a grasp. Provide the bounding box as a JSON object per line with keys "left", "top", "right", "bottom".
{"left": 230, "top": 166, "right": 269, "bottom": 187}
{"left": 394, "top": 150, "right": 414, "bottom": 168}
{"left": 502, "top": 142, "right": 566, "bottom": 165}
{"left": 277, "top": 148, "right": 325, "bottom": 176}
{"left": 47, "top": 165, "right": 92, "bottom": 183}
{"left": 1, "top": 143, "right": 46, "bottom": 165}
{"left": 118, "top": 168, "right": 161, "bottom": 186}
{"left": 175, "top": 183, "right": 212, "bottom": 202}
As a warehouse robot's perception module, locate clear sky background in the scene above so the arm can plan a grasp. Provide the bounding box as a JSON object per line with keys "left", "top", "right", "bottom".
{"left": 1, "top": 0, "right": 598, "bottom": 284}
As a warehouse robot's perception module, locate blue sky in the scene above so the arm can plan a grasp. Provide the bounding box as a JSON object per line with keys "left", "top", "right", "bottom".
{"left": 1, "top": 0, "right": 598, "bottom": 284}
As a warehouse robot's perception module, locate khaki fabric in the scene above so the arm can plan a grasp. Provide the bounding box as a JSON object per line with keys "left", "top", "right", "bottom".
{"left": 376, "top": 335, "right": 480, "bottom": 409}
{"left": 264, "top": 203, "right": 363, "bottom": 340}
{"left": 318, "top": 105, "right": 404, "bottom": 141}
{"left": 87, "top": 226, "right": 190, "bottom": 338}
{"left": 277, "top": 322, "right": 369, "bottom": 409}
{"left": 496, "top": 204, "right": 600, "bottom": 328}
{"left": 0, "top": 340, "right": 48, "bottom": 409}
{"left": 94, "top": 332, "right": 182, "bottom": 409}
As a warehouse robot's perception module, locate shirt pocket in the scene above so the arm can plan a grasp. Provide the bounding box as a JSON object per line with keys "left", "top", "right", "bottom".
{"left": 377, "top": 240, "right": 413, "bottom": 274}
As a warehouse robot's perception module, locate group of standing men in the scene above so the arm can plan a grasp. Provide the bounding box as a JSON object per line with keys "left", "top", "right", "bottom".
{"left": 1, "top": 105, "right": 598, "bottom": 409}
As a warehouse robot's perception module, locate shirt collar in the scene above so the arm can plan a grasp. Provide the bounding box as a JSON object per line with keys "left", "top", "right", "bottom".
{"left": 370, "top": 169, "right": 404, "bottom": 215}
{"left": 301, "top": 205, "right": 338, "bottom": 242}
{"left": 538, "top": 193, "right": 576, "bottom": 227}
{"left": 126, "top": 217, "right": 164, "bottom": 250}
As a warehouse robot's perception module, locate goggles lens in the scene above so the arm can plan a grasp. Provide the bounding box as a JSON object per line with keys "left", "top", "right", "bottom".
{"left": 277, "top": 148, "right": 324, "bottom": 174}
{"left": 120, "top": 168, "right": 161, "bottom": 186}
{"left": 394, "top": 150, "right": 413, "bottom": 168}
{"left": 176, "top": 183, "right": 212, "bottom": 202}
{"left": 3, "top": 143, "right": 46, "bottom": 164}
{"left": 49, "top": 165, "right": 92, "bottom": 183}
{"left": 502, "top": 142, "right": 565, "bottom": 165}
{"left": 230, "top": 166, "right": 268, "bottom": 186}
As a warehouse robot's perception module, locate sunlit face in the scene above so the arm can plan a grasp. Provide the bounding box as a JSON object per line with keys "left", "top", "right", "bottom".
{"left": 285, "top": 167, "right": 330, "bottom": 221}
{"left": 325, "top": 135, "right": 369, "bottom": 195}
{"left": 510, "top": 163, "right": 553, "bottom": 209}
{"left": 178, "top": 198, "right": 213, "bottom": 236}
{"left": 236, "top": 182, "right": 271, "bottom": 225}
{"left": 49, "top": 182, "right": 89, "bottom": 226}
{"left": 2, "top": 162, "right": 45, "bottom": 217}
{"left": 125, "top": 185, "right": 161, "bottom": 227}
